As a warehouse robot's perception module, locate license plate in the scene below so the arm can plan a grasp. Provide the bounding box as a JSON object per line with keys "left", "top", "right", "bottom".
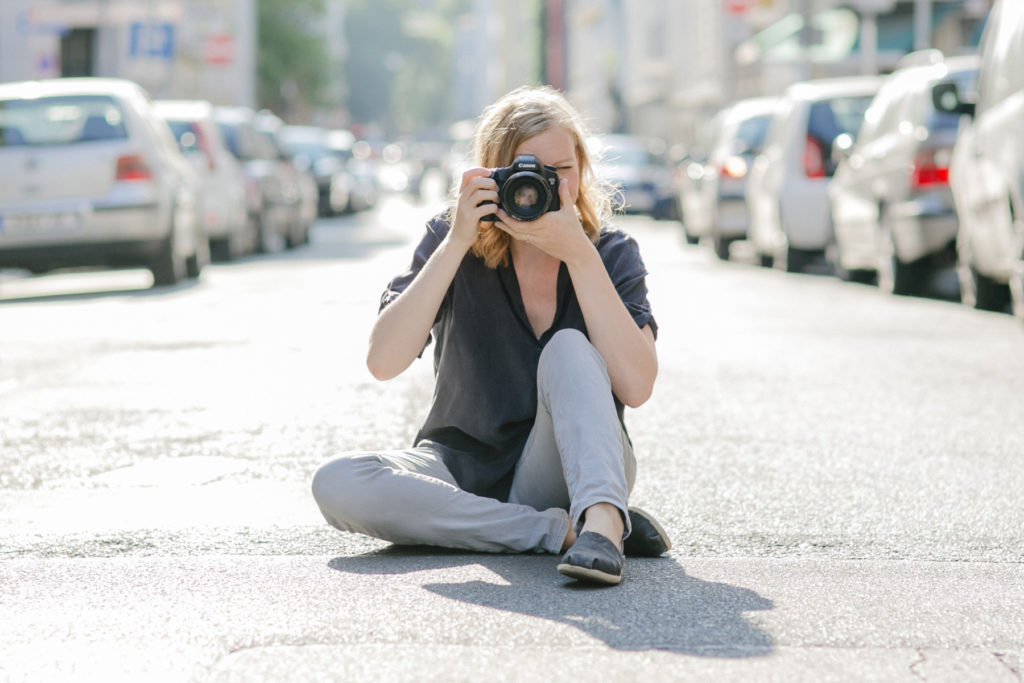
{"left": 0, "top": 211, "right": 83, "bottom": 236}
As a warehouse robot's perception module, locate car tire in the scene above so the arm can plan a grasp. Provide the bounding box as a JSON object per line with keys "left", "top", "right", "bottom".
{"left": 711, "top": 230, "right": 734, "bottom": 261}
{"left": 150, "top": 220, "right": 186, "bottom": 287}
{"left": 186, "top": 234, "right": 209, "bottom": 279}
{"left": 1010, "top": 204, "right": 1024, "bottom": 321}
{"left": 877, "top": 207, "right": 924, "bottom": 296}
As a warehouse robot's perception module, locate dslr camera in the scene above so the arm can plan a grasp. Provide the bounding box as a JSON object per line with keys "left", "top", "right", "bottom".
{"left": 481, "top": 154, "right": 560, "bottom": 222}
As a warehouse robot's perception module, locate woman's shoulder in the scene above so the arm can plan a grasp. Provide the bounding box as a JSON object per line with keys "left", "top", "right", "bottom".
{"left": 425, "top": 212, "right": 453, "bottom": 239}
{"left": 596, "top": 224, "right": 641, "bottom": 257}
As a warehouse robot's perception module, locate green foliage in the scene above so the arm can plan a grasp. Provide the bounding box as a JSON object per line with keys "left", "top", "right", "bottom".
{"left": 257, "top": 0, "right": 330, "bottom": 116}
{"left": 344, "top": 0, "right": 471, "bottom": 135}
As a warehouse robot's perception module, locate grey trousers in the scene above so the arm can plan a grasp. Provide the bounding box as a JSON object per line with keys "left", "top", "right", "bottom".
{"left": 311, "top": 329, "right": 636, "bottom": 554}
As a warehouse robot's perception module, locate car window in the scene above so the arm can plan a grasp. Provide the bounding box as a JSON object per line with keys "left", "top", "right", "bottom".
{"left": 808, "top": 94, "right": 874, "bottom": 146}
{"left": 733, "top": 114, "right": 771, "bottom": 154}
{"left": 166, "top": 120, "right": 201, "bottom": 152}
{"left": 0, "top": 95, "right": 128, "bottom": 147}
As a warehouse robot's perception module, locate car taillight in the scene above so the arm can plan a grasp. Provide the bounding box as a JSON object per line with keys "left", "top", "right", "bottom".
{"left": 116, "top": 154, "right": 153, "bottom": 181}
{"left": 912, "top": 148, "right": 951, "bottom": 188}
{"left": 721, "top": 155, "right": 748, "bottom": 179}
{"left": 803, "top": 136, "right": 825, "bottom": 179}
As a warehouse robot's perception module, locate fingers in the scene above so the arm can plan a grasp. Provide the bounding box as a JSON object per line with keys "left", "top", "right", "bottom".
{"left": 459, "top": 167, "right": 491, "bottom": 191}
{"left": 458, "top": 170, "right": 499, "bottom": 221}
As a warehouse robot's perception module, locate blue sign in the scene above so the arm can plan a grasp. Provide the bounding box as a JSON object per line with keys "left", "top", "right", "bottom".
{"left": 129, "top": 22, "right": 175, "bottom": 60}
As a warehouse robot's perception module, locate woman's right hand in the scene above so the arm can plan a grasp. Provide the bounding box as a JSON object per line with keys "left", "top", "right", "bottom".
{"left": 450, "top": 167, "right": 498, "bottom": 245}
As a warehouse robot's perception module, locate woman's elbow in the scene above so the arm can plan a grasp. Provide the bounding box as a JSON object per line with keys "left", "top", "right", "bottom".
{"left": 366, "top": 348, "right": 402, "bottom": 381}
{"left": 620, "top": 384, "right": 653, "bottom": 409}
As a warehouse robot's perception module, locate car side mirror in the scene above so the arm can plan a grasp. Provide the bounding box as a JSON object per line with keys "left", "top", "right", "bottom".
{"left": 932, "top": 81, "right": 975, "bottom": 118}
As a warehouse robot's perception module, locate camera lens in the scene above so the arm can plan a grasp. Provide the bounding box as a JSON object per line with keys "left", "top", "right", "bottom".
{"left": 500, "top": 173, "right": 551, "bottom": 221}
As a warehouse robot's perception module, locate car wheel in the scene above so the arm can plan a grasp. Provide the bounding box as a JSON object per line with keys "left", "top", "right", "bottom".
{"left": 257, "top": 211, "right": 284, "bottom": 254}
{"left": 711, "top": 231, "right": 734, "bottom": 261}
{"left": 877, "top": 209, "right": 924, "bottom": 296}
{"left": 186, "top": 233, "right": 209, "bottom": 279}
{"left": 150, "top": 220, "right": 186, "bottom": 287}
{"left": 1010, "top": 204, "right": 1024, "bottom": 321}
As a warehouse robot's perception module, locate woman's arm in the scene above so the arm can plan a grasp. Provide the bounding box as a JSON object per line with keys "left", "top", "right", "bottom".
{"left": 495, "top": 179, "right": 657, "bottom": 406}
{"left": 564, "top": 246, "right": 657, "bottom": 408}
{"left": 366, "top": 168, "right": 498, "bottom": 380}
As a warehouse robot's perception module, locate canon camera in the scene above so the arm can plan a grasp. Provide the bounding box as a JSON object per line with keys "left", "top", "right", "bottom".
{"left": 481, "top": 154, "right": 561, "bottom": 222}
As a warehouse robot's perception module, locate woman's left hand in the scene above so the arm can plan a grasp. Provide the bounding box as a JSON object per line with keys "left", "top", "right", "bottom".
{"left": 493, "top": 178, "right": 592, "bottom": 265}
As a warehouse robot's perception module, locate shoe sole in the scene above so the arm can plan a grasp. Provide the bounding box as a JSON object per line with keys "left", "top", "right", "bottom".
{"left": 629, "top": 506, "right": 672, "bottom": 554}
{"left": 557, "top": 562, "right": 623, "bottom": 586}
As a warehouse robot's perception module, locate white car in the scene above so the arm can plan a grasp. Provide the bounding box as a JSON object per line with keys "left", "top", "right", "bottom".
{"left": 934, "top": 0, "right": 1024, "bottom": 318}
{"left": 830, "top": 54, "right": 977, "bottom": 294}
{"left": 682, "top": 96, "right": 776, "bottom": 259}
{"left": 0, "top": 78, "right": 205, "bottom": 286}
{"left": 154, "top": 99, "right": 251, "bottom": 260}
{"left": 747, "top": 76, "right": 882, "bottom": 272}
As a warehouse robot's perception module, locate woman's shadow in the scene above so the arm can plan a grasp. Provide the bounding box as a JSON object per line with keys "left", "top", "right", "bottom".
{"left": 328, "top": 546, "right": 773, "bottom": 657}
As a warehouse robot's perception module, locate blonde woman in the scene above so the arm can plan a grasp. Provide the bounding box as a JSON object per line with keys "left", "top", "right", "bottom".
{"left": 312, "top": 86, "right": 669, "bottom": 585}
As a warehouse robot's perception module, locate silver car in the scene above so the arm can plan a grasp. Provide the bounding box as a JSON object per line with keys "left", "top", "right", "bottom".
{"left": 830, "top": 53, "right": 978, "bottom": 294}
{"left": 154, "top": 99, "right": 252, "bottom": 261}
{"left": 682, "top": 96, "right": 776, "bottom": 260}
{"left": 0, "top": 78, "right": 205, "bottom": 286}
{"left": 934, "top": 0, "right": 1024, "bottom": 318}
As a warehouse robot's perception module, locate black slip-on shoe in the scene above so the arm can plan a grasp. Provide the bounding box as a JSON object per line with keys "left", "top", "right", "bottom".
{"left": 557, "top": 531, "right": 624, "bottom": 586}
{"left": 623, "top": 507, "right": 672, "bottom": 557}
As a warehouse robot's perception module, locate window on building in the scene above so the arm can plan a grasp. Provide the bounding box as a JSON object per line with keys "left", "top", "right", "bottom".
{"left": 60, "top": 29, "right": 96, "bottom": 77}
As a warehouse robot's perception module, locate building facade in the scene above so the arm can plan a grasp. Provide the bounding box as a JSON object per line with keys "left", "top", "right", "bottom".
{"left": 0, "top": 0, "right": 256, "bottom": 106}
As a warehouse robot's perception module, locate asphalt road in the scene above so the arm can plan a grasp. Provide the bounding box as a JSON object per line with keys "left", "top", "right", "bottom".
{"left": 2, "top": 195, "right": 1022, "bottom": 682}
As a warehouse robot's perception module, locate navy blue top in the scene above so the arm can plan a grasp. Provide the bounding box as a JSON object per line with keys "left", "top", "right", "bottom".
{"left": 380, "top": 213, "right": 657, "bottom": 501}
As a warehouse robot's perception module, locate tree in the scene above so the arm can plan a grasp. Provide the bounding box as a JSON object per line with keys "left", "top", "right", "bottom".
{"left": 257, "top": 0, "right": 330, "bottom": 117}
{"left": 343, "top": 0, "right": 470, "bottom": 135}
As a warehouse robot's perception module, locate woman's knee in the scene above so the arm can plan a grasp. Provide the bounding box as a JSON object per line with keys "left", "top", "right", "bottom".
{"left": 311, "top": 453, "right": 377, "bottom": 528}
{"left": 538, "top": 329, "right": 608, "bottom": 386}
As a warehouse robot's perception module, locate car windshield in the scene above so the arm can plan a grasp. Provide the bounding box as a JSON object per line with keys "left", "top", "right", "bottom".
{"left": 0, "top": 95, "right": 128, "bottom": 147}
{"left": 166, "top": 120, "right": 201, "bottom": 152}
{"left": 808, "top": 94, "right": 875, "bottom": 145}
{"left": 734, "top": 114, "right": 771, "bottom": 154}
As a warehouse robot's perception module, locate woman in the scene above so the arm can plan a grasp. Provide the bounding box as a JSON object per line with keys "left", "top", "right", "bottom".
{"left": 312, "top": 86, "right": 669, "bottom": 586}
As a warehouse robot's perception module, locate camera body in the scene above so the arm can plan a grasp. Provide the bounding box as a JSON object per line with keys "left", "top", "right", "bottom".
{"left": 481, "top": 154, "right": 561, "bottom": 222}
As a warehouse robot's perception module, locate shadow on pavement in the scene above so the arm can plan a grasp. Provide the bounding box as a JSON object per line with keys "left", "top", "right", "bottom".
{"left": 329, "top": 546, "right": 774, "bottom": 658}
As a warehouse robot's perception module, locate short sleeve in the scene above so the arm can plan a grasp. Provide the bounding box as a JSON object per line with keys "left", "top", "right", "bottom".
{"left": 379, "top": 214, "right": 451, "bottom": 313}
{"left": 601, "top": 230, "right": 658, "bottom": 339}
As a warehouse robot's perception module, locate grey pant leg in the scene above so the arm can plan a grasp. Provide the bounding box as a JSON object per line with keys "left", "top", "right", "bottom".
{"left": 508, "top": 329, "right": 636, "bottom": 539}
{"left": 311, "top": 446, "right": 570, "bottom": 554}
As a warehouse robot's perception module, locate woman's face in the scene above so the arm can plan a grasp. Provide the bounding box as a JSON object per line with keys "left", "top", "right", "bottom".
{"left": 513, "top": 125, "right": 580, "bottom": 207}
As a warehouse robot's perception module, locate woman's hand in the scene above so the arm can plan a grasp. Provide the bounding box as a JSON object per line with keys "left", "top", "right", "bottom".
{"left": 492, "top": 178, "right": 592, "bottom": 265}
{"left": 450, "top": 167, "right": 499, "bottom": 246}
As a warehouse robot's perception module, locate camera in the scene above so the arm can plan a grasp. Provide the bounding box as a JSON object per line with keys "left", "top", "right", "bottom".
{"left": 481, "top": 154, "right": 560, "bottom": 222}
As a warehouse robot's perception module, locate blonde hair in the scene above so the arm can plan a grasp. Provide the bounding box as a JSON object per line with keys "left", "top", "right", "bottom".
{"left": 458, "top": 86, "right": 614, "bottom": 269}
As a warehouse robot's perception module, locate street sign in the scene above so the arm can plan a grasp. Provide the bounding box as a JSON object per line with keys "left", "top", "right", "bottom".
{"left": 129, "top": 22, "right": 174, "bottom": 60}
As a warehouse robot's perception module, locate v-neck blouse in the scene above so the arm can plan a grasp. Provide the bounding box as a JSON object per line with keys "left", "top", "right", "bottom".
{"left": 379, "top": 213, "right": 657, "bottom": 501}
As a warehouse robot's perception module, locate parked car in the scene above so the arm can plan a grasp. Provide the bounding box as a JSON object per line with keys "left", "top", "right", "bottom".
{"left": 933, "top": 0, "right": 1024, "bottom": 318}
{"left": 830, "top": 53, "right": 978, "bottom": 294}
{"left": 681, "top": 96, "right": 776, "bottom": 259}
{"left": 0, "top": 78, "right": 205, "bottom": 286}
{"left": 154, "top": 99, "right": 251, "bottom": 261}
{"left": 253, "top": 111, "right": 317, "bottom": 247}
{"left": 746, "top": 76, "right": 883, "bottom": 271}
{"left": 213, "top": 106, "right": 293, "bottom": 253}
{"left": 331, "top": 132, "right": 379, "bottom": 213}
{"left": 279, "top": 125, "right": 353, "bottom": 216}
{"left": 591, "top": 134, "right": 675, "bottom": 219}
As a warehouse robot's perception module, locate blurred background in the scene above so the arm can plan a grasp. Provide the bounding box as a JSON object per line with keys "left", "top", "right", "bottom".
{"left": 0, "top": 1, "right": 991, "bottom": 148}
{"left": 4, "top": 0, "right": 1023, "bottom": 317}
